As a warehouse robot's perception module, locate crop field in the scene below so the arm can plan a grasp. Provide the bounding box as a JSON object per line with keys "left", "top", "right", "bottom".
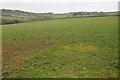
{"left": 2, "top": 16, "right": 118, "bottom": 78}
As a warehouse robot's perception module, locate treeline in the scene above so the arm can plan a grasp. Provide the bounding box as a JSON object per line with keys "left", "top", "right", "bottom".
{"left": 1, "top": 17, "right": 50, "bottom": 25}
{"left": 69, "top": 11, "right": 118, "bottom": 17}
{"left": 2, "top": 18, "right": 20, "bottom": 24}
{"left": 1, "top": 9, "right": 54, "bottom": 25}
{"left": 1, "top": 9, "right": 118, "bottom": 25}
{"left": 0, "top": 9, "right": 53, "bottom": 24}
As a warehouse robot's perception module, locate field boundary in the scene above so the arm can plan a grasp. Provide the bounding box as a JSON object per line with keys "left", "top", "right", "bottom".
{"left": 1, "top": 15, "right": 118, "bottom": 25}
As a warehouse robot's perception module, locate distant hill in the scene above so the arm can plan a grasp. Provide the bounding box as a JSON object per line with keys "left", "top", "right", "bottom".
{"left": 1, "top": 9, "right": 118, "bottom": 25}
{"left": 1, "top": 9, "right": 55, "bottom": 24}
{"left": 1, "top": 9, "right": 54, "bottom": 19}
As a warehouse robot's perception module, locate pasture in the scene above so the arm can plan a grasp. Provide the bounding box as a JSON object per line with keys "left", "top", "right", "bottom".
{"left": 2, "top": 16, "right": 118, "bottom": 78}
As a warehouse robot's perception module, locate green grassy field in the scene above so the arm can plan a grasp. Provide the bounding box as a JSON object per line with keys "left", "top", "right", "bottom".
{"left": 2, "top": 16, "right": 118, "bottom": 78}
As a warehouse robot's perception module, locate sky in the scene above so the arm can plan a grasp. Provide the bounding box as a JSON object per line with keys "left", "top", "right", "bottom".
{"left": 0, "top": 0, "right": 120, "bottom": 13}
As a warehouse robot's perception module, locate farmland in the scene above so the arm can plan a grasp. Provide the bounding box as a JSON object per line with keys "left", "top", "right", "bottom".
{"left": 1, "top": 9, "right": 118, "bottom": 25}
{"left": 2, "top": 16, "right": 118, "bottom": 78}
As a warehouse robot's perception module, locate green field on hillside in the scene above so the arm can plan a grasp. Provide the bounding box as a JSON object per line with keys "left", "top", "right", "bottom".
{"left": 2, "top": 16, "right": 118, "bottom": 78}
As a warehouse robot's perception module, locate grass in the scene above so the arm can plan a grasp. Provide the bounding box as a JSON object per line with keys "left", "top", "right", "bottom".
{"left": 2, "top": 16, "right": 118, "bottom": 78}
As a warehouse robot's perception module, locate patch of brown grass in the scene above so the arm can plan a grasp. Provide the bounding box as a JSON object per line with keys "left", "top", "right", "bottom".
{"left": 64, "top": 44, "right": 98, "bottom": 52}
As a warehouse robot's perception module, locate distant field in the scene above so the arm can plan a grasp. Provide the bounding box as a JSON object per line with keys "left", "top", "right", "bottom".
{"left": 2, "top": 16, "right": 118, "bottom": 78}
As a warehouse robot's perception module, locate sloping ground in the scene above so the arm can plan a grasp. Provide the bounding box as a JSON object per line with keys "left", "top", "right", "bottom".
{"left": 2, "top": 16, "right": 118, "bottom": 78}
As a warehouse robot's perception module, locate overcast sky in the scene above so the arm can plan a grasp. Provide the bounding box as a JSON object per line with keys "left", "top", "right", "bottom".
{"left": 0, "top": 0, "right": 119, "bottom": 13}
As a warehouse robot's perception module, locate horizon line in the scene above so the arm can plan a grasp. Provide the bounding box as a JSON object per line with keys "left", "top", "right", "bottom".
{"left": 1, "top": 8, "right": 118, "bottom": 14}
